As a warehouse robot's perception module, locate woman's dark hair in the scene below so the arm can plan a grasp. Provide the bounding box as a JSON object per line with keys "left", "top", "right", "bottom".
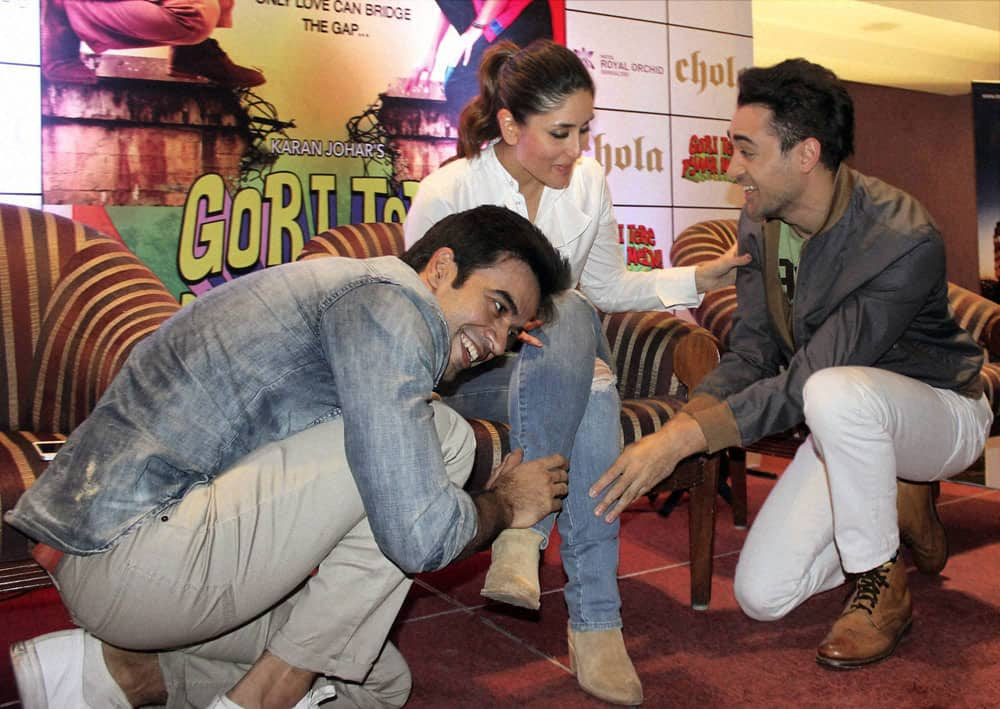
{"left": 456, "top": 39, "right": 595, "bottom": 159}
{"left": 401, "top": 205, "right": 571, "bottom": 321}
{"left": 737, "top": 58, "right": 854, "bottom": 171}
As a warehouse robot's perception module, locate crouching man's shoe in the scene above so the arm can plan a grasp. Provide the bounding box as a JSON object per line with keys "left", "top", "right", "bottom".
{"left": 897, "top": 479, "right": 948, "bottom": 574}
{"left": 11, "top": 629, "right": 130, "bottom": 708}
{"left": 208, "top": 682, "right": 337, "bottom": 708}
{"left": 480, "top": 528, "right": 545, "bottom": 610}
{"left": 816, "top": 553, "right": 912, "bottom": 670}
{"left": 170, "top": 39, "right": 266, "bottom": 88}
{"left": 568, "top": 625, "right": 643, "bottom": 705}
{"left": 41, "top": 0, "right": 97, "bottom": 84}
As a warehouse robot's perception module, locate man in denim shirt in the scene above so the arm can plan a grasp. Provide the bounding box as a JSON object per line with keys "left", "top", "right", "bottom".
{"left": 7, "top": 206, "right": 572, "bottom": 709}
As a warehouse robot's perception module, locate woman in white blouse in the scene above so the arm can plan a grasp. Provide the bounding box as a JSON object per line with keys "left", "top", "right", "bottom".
{"left": 404, "top": 39, "right": 744, "bottom": 706}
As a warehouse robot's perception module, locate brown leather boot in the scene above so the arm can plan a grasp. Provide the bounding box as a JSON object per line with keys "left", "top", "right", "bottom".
{"left": 816, "top": 554, "right": 912, "bottom": 669}
{"left": 169, "top": 39, "right": 266, "bottom": 88}
{"left": 897, "top": 479, "right": 948, "bottom": 574}
{"left": 480, "top": 528, "right": 544, "bottom": 610}
{"left": 568, "top": 625, "right": 643, "bottom": 706}
{"left": 41, "top": 0, "right": 97, "bottom": 84}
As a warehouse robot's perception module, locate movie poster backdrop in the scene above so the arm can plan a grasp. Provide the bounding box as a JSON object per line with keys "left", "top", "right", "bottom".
{"left": 25, "top": 0, "right": 752, "bottom": 299}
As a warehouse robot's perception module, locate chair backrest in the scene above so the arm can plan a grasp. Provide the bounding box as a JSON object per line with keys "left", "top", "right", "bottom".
{"left": 298, "top": 222, "right": 405, "bottom": 261}
{"left": 0, "top": 204, "right": 180, "bottom": 432}
{"left": 669, "top": 219, "right": 739, "bottom": 347}
{"left": 602, "top": 310, "right": 717, "bottom": 400}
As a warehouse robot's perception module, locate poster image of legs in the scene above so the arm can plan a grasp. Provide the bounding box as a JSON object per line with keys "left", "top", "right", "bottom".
{"left": 40, "top": 0, "right": 565, "bottom": 302}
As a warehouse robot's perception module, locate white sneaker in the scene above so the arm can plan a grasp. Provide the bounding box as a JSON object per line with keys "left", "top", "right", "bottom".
{"left": 206, "top": 681, "right": 337, "bottom": 708}
{"left": 10, "top": 629, "right": 129, "bottom": 709}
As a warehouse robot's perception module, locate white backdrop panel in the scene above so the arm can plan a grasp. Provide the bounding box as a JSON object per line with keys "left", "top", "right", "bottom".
{"left": 567, "top": 0, "right": 667, "bottom": 23}
{"left": 566, "top": 12, "right": 669, "bottom": 114}
{"left": 0, "top": 65, "right": 41, "bottom": 196}
{"left": 668, "top": 0, "right": 752, "bottom": 35}
{"left": 0, "top": 0, "right": 40, "bottom": 64}
{"left": 587, "top": 109, "right": 671, "bottom": 207}
{"left": 669, "top": 25, "right": 752, "bottom": 119}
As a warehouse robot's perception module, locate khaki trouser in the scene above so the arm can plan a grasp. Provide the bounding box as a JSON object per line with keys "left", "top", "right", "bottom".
{"left": 54, "top": 402, "right": 475, "bottom": 708}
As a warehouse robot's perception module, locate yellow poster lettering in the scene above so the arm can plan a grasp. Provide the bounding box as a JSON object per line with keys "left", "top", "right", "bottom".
{"left": 179, "top": 173, "right": 227, "bottom": 282}
{"left": 382, "top": 196, "right": 407, "bottom": 223}
{"left": 310, "top": 174, "right": 338, "bottom": 234}
{"left": 228, "top": 188, "right": 263, "bottom": 271}
{"left": 264, "top": 171, "right": 306, "bottom": 266}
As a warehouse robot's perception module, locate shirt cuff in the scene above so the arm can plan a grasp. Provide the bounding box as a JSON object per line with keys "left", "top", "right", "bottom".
{"left": 654, "top": 266, "right": 703, "bottom": 310}
{"left": 682, "top": 397, "right": 742, "bottom": 454}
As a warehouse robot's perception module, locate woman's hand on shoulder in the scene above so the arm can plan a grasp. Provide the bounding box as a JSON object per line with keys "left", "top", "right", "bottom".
{"left": 694, "top": 243, "right": 751, "bottom": 293}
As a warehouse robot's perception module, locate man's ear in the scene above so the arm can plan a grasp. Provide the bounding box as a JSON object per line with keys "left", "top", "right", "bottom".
{"left": 423, "top": 247, "right": 457, "bottom": 291}
{"left": 798, "top": 137, "right": 823, "bottom": 173}
{"left": 498, "top": 108, "right": 520, "bottom": 145}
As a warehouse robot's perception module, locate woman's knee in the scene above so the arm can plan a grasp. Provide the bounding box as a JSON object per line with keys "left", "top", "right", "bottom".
{"left": 545, "top": 292, "right": 601, "bottom": 347}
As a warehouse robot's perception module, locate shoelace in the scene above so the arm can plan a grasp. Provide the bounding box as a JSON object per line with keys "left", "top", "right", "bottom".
{"left": 848, "top": 562, "right": 892, "bottom": 615}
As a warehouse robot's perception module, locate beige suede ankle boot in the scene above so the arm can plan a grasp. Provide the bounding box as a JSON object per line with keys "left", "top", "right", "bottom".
{"left": 480, "top": 528, "right": 545, "bottom": 609}
{"left": 568, "top": 625, "right": 643, "bottom": 706}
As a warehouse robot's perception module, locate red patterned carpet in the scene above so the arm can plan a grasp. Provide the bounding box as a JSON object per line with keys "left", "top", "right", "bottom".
{"left": 2, "top": 473, "right": 999, "bottom": 708}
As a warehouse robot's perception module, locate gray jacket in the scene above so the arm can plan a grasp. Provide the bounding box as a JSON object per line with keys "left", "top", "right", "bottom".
{"left": 686, "top": 166, "right": 984, "bottom": 452}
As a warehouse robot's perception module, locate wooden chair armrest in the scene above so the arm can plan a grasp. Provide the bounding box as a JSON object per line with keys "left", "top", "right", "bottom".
{"left": 673, "top": 328, "right": 722, "bottom": 391}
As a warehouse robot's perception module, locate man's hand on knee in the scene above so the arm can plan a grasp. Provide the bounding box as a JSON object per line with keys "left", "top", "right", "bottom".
{"left": 457, "top": 451, "right": 568, "bottom": 560}
{"left": 490, "top": 449, "right": 569, "bottom": 528}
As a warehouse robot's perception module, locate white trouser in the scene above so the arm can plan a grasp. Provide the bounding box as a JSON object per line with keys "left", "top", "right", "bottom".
{"left": 55, "top": 401, "right": 475, "bottom": 708}
{"left": 735, "top": 367, "right": 992, "bottom": 622}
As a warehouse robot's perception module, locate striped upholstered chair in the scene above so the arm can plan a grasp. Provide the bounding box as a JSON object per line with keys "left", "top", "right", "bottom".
{"left": 669, "top": 218, "right": 1000, "bottom": 495}
{"left": 298, "top": 222, "right": 727, "bottom": 609}
{"left": 0, "top": 204, "right": 179, "bottom": 592}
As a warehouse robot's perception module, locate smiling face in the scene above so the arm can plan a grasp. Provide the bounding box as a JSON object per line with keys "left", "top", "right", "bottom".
{"left": 497, "top": 89, "right": 595, "bottom": 191}
{"left": 726, "top": 103, "right": 807, "bottom": 223}
{"left": 422, "top": 249, "right": 541, "bottom": 381}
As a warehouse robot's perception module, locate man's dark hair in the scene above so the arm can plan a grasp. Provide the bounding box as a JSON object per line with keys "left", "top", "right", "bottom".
{"left": 402, "top": 205, "right": 572, "bottom": 321}
{"left": 737, "top": 58, "right": 854, "bottom": 171}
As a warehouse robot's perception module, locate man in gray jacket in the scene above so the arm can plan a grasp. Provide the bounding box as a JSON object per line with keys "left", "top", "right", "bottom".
{"left": 8, "top": 205, "right": 572, "bottom": 708}
{"left": 590, "top": 59, "right": 992, "bottom": 669}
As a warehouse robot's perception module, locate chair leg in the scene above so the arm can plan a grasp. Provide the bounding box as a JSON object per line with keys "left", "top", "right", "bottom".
{"left": 728, "top": 448, "right": 748, "bottom": 529}
{"left": 687, "top": 455, "right": 719, "bottom": 611}
{"left": 656, "top": 489, "right": 685, "bottom": 517}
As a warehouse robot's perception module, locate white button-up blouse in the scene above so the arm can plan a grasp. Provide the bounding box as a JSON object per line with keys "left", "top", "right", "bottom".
{"left": 403, "top": 143, "right": 700, "bottom": 313}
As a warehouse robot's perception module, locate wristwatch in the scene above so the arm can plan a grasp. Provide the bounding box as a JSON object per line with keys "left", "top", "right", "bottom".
{"left": 472, "top": 19, "right": 504, "bottom": 35}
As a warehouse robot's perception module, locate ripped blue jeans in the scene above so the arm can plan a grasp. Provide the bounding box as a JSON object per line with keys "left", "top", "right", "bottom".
{"left": 440, "top": 291, "right": 623, "bottom": 632}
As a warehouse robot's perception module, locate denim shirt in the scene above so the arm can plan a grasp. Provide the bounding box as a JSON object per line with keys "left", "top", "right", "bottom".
{"left": 6, "top": 256, "right": 479, "bottom": 574}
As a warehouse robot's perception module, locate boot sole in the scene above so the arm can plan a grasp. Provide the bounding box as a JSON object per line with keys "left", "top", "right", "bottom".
{"left": 480, "top": 586, "right": 541, "bottom": 610}
{"left": 815, "top": 618, "right": 912, "bottom": 670}
{"left": 168, "top": 68, "right": 266, "bottom": 88}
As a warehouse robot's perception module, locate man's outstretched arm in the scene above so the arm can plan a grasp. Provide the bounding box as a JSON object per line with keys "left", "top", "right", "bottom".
{"left": 589, "top": 412, "right": 708, "bottom": 523}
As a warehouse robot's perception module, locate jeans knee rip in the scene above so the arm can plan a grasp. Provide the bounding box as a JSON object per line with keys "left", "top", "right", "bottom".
{"left": 592, "top": 359, "right": 617, "bottom": 391}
